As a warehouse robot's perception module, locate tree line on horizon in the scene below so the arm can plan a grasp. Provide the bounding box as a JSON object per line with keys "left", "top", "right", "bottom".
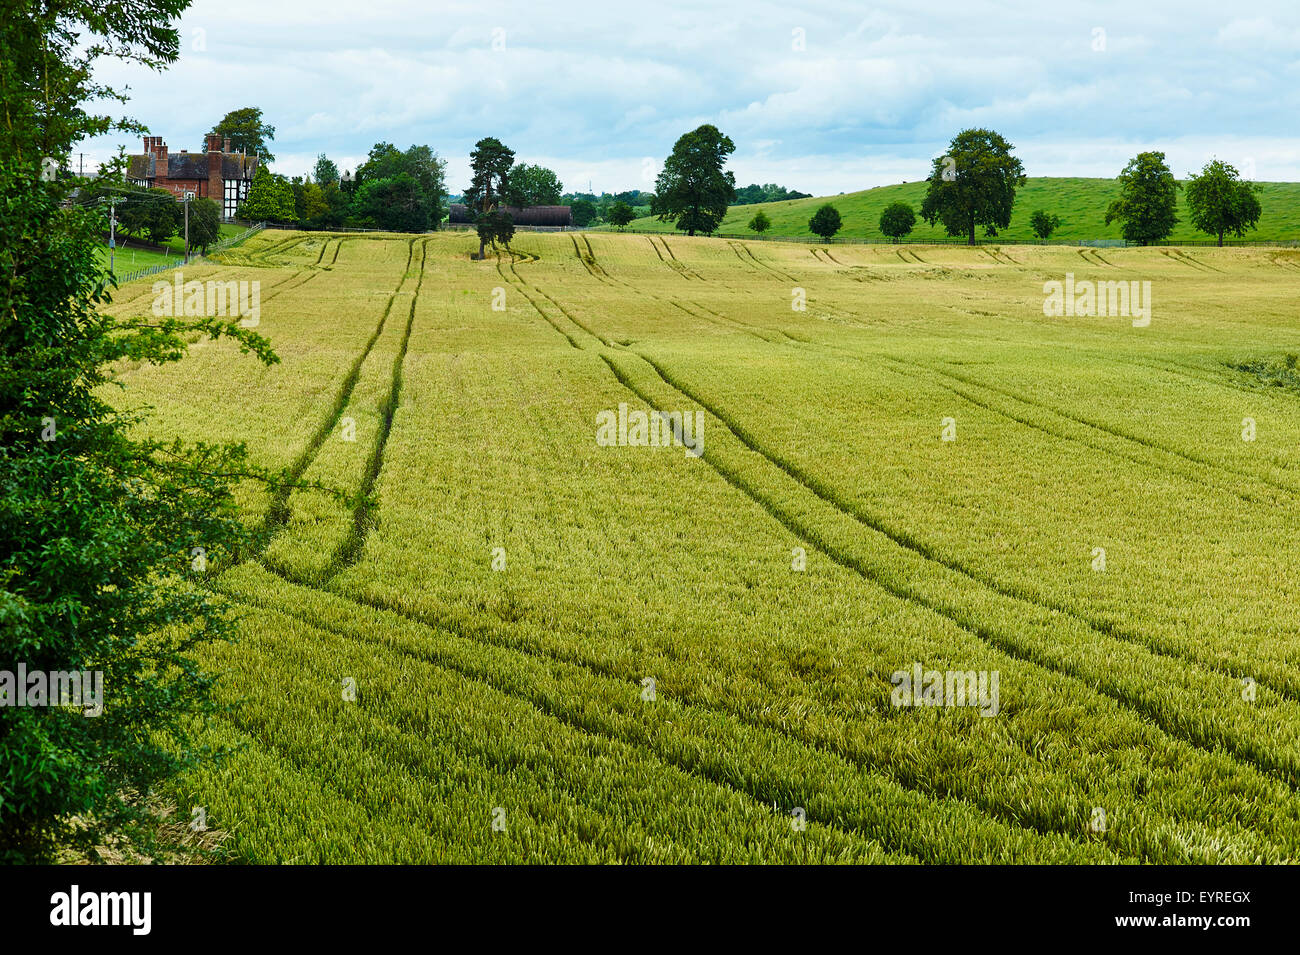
{"left": 82, "top": 99, "right": 1270, "bottom": 248}
{"left": 237, "top": 135, "right": 812, "bottom": 235}
{"left": 452, "top": 122, "right": 1266, "bottom": 248}
{"left": 206, "top": 107, "right": 815, "bottom": 238}
{"left": 752, "top": 135, "right": 1264, "bottom": 247}
{"left": 94, "top": 101, "right": 1268, "bottom": 247}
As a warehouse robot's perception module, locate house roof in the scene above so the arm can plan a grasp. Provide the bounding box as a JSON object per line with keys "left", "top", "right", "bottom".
{"left": 125, "top": 152, "right": 258, "bottom": 182}
{"left": 164, "top": 153, "right": 208, "bottom": 180}
{"left": 222, "top": 154, "right": 258, "bottom": 179}
{"left": 126, "top": 155, "right": 152, "bottom": 180}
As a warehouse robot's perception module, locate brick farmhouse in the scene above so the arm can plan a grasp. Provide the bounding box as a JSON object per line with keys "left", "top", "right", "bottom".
{"left": 127, "top": 134, "right": 259, "bottom": 220}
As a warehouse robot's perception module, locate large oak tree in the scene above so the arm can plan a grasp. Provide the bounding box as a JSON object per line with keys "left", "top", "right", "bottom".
{"left": 920, "top": 128, "right": 1026, "bottom": 245}
{"left": 652, "top": 125, "right": 737, "bottom": 236}
{"left": 1185, "top": 159, "right": 1262, "bottom": 247}
{"left": 210, "top": 106, "right": 276, "bottom": 161}
{"left": 1104, "top": 151, "right": 1180, "bottom": 245}
{"left": 506, "top": 163, "right": 563, "bottom": 207}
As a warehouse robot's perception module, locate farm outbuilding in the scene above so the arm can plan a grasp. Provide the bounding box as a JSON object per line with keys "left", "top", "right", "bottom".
{"left": 449, "top": 203, "right": 573, "bottom": 227}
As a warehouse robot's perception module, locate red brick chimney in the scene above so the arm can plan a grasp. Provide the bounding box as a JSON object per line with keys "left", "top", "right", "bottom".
{"left": 223, "top": 137, "right": 231, "bottom": 153}
{"left": 207, "top": 134, "right": 223, "bottom": 202}
{"left": 155, "top": 139, "right": 168, "bottom": 179}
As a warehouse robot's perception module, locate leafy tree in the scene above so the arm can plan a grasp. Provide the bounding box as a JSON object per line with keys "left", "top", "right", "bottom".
{"left": 465, "top": 137, "right": 515, "bottom": 256}
{"left": 607, "top": 201, "right": 635, "bottom": 230}
{"left": 312, "top": 153, "right": 339, "bottom": 187}
{"left": 145, "top": 195, "right": 182, "bottom": 244}
{"left": 239, "top": 165, "right": 295, "bottom": 222}
{"left": 653, "top": 124, "right": 737, "bottom": 236}
{"left": 920, "top": 128, "right": 1026, "bottom": 245}
{"left": 290, "top": 176, "right": 306, "bottom": 221}
{"left": 734, "top": 183, "right": 811, "bottom": 205}
{"left": 507, "top": 163, "right": 563, "bottom": 206}
{"left": 1185, "top": 159, "right": 1262, "bottom": 247}
{"left": 353, "top": 143, "right": 446, "bottom": 232}
{"left": 747, "top": 210, "right": 772, "bottom": 234}
{"left": 494, "top": 210, "right": 516, "bottom": 249}
{"left": 356, "top": 142, "right": 442, "bottom": 194}
{"left": 1, "top": 0, "right": 279, "bottom": 863}
{"left": 115, "top": 187, "right": 180, "bottom": 245}
{"left": 298, "top": 181, "right": 329, "bottom": 223}
{"left": 808, "top": 203, "right": 842, "bottom": 242}
{"left": 465, "top": 137, "right": 515, "bottom": 214}
{"left": 187, "top": 196, "right": 221, "bottom": 252}
{"left": 323, "top": 182, "right": 349, "bottom": 224}
{"left": 355, "top": 143, "right": 398, "bottom": 184}
{"left": 570, "top": 198, "right": 597, "bottom": 227}
{"left": 1029, "top": 210, "right": 1061, "bottom": 240}
{"left": 878, "top": 201, "right": 916, "bottom": 241}
{"left": 211, "top": 106, "right": 275, "bottom": 162}
{"left": 475, "top": 209, "right": 515, "bottom": 256}
{"left": 272, "top": 175, "right": 295, "bottom": 222}
{"left": 401, "top": 145, "right": 447, "bottom": 227}
{"left": 1104, "top": 151, "right": 1180, "bottom": 245}
{"left": 354, "top": 174, "right": 431, "bottom": 232}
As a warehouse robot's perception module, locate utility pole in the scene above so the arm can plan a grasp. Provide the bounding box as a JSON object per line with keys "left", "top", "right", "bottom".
{"left": 108, "top": 197, "right": 116, "bottom": 275}
{"left": 183, "top": 193, "right": 191, "bottom": 264}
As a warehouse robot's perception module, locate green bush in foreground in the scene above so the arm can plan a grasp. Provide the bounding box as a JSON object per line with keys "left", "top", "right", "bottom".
{"left": 0, "top": 0, "right": 277, "bottom": 862}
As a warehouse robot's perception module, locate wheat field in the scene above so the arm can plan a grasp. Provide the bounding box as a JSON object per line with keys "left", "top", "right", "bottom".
{"left": 103, "top": 230, "right": 1300, "bottom": 863}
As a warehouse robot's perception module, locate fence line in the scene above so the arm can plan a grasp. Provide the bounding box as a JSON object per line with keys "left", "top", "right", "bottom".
{"left": 111, "top": 222, "right": 266, "bottom": 285}
{"left": 265, "top": 223, "right": 582, "bottom": 234}
{"left": 1150, "top": 238, "right": 1300, "bottom": 247}
{"left": 262, "top": 223, "right": 395, "bottom": 233}
{"left": 591, "top": 227, "right": 1300, "bottom": 248}
{"left": 208, "top": 221, "right": 267, "bottom": 253}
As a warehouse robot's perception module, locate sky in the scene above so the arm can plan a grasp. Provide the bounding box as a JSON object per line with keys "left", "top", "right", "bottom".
{"left": 79, "top": 0, "right": 1300, "bottom": 197}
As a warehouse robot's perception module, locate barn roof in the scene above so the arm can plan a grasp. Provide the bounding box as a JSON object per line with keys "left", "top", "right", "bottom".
{"left": 449, "top": 203, "right": 572, "bottom": 226}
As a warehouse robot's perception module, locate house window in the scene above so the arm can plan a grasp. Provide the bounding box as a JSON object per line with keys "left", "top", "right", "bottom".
{"left": 224, "top": 178, "right": 248, "bottom": 220}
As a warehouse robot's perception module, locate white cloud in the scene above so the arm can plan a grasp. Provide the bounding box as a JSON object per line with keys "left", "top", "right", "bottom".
{"left": 72, "top": 0, "right": 1300, "bottom": 194}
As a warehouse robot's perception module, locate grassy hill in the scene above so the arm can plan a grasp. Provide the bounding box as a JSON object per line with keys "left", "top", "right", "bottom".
{"left": 609, "top": 177, "right": 1300, "bottom": 242}
{"left": 95, "top": 221, "right": 246, "bottom": 274}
